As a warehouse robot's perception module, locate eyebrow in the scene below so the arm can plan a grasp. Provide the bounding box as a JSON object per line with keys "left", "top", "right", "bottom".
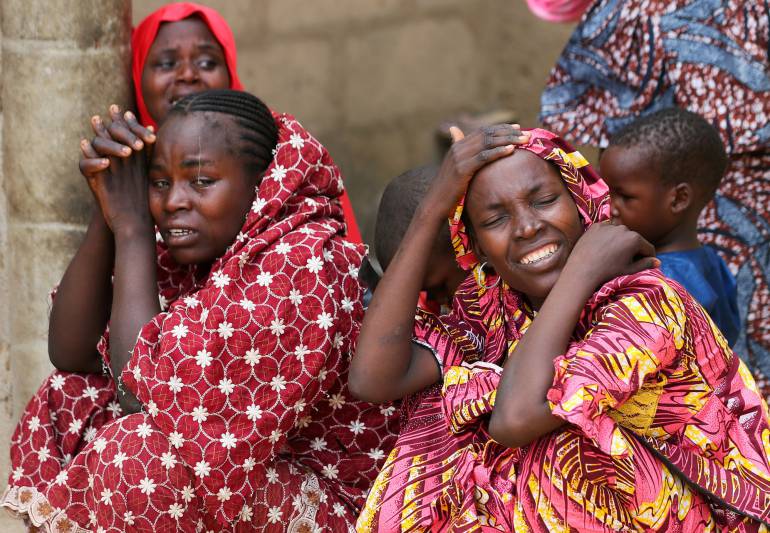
{"left": 156, "top": 42, "right": 223, "bottom": 55}
{"left": 482, "top": 183, "right": 545, "bottom": 210}
{"left": 180, "top": 157, "right": 215, "bottom": 169}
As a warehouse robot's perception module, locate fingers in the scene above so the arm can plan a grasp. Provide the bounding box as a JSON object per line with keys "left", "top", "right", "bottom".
{"left": 633, "top": 233, "right": 656, "bottom": 259}
{"left": 623, "top": 256, "right": 661, "bottom": 276}
{"left": 473, "top": 144, "right": 516, "bottom": 166}
{"left": 79, "top": 139, "right": 109, "bottom": 174}
{"left": 449, "top": 126, "right": 465, "bottom": 143}
{"left": 92, "top": 136, "right": 132, "bottom": 158}
{"left": 107, "top": 104, "right": 144, "bottom": 151}
{"left": 123, "top": 110, "right": 156, "bottom": 145}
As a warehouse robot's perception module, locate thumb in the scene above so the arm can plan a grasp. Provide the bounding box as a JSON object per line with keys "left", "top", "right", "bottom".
{"left": 623, "top": 256, "right": 660, "bottom": 276}
{"left": 449, "top": 126, "right": 465, "bottom": 143}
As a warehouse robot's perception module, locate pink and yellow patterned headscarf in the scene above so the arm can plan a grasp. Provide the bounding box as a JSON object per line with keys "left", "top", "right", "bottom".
{"left": 449, "top": 128, "right": 610, "bottom": 286}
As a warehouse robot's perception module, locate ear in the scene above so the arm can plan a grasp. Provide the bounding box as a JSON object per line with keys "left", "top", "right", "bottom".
{"left": 468, "top": 230, "right": 487, "bottom": 265}
{"left": 669, "top": 182, "right": 692, "bottom": 215}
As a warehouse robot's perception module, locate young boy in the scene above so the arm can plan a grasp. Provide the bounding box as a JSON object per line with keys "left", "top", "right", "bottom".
{"left": 600, "top": 107, "right": 739, "bottom": 346}
{"left": 374, "top": 164, "right": 466, "bottom": 314}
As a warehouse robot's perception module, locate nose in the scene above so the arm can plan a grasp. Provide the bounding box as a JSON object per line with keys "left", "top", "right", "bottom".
{"left": 164, "top": 183, "right": 192, "bottom": 212}
{"left": 513, "top": 208, "right": 543, "bottom": 240}
{"left": 176, "top": 59, "right": 200, "bottom": 83}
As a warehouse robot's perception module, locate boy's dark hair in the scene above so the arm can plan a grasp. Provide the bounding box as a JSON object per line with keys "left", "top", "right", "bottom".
{"left": 375, "top": 164, "right": 450, "bottom": 270}
{"left": 169, "top": 89, "right": 279, "bottom": 175}
{"left": 609, "top": 107, "right": 727, "bottom": 197}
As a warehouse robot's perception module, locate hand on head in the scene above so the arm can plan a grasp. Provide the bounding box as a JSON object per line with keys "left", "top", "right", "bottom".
{"left": 79, "top": 105, "right": 157, "bottom": 234}
{"left": 425, "top": 124, "right": 530, "bottom": 218}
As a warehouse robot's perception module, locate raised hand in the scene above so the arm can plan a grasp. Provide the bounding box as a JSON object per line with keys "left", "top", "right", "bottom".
{"left": 79, "top": 105, "right": 157, "bottom": 234}
{"left": 423, "top": 124, "right": 530, "bottom": 219}
{"left": 564, "top": 222, "right": 659, "bottom": 290}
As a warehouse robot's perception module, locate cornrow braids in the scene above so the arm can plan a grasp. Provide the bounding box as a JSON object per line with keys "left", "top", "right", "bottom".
{"left": 608, "top": 107, "right": 727, "bottom": 195}
{"left": 168, "top": 89, "right": 279, "bottom": 175}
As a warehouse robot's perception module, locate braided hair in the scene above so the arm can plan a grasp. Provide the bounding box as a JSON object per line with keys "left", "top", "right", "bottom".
{"left": 168, "top": 89, "right": 279, "bottom": 176}
{"left": 609, "top": 107, "right": 727, "bottom": 197}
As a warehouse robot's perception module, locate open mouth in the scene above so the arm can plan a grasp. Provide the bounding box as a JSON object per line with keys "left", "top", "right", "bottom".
{"left": 519, "top": 243, "right": 559, "bottom": 265}
{"left": 163, "top": 228, "right": 198, "bottom": 246}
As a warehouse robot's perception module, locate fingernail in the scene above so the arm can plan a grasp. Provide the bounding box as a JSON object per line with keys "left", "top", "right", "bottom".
{"left": 147, "top": 125, "right": 155, "bottom": 132}
{"left": 124, "top": 111, "right": 135, "bottom": 120}
{"left": 147, "top": 133, "right": 157, "bottom": 142}
{"left": 101, "top": 159, "right": 109, "bottom": 165}
{"left": 110, "top": 104, "right": 120, "bottom": 114}
{"left": 92, "top": 116, "right": 101, "bottom": 124}
{"left": 134, "top": 140, "right": 144, "bottom": 149}
{"left": 122, "top": 147, "right": 131, "bottom": 155}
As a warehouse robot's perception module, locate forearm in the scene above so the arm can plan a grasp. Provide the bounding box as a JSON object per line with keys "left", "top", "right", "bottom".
{"left": 110, "top": 225, "right": 159, "bottom": 413}
{"left": 489, "top": 266, "right": 594, "bottom": 447}
{"left": 49, "top": 211, "right": 114, "bottom": 373}
{"left": 350, "top": 204, "right": 445, "bottom": 402}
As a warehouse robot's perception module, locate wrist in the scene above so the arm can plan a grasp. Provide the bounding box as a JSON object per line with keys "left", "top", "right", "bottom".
{"left": 112, "top": 219, "right": 154, "bottom": 244}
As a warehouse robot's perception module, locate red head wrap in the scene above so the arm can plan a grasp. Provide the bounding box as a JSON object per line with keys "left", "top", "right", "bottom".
{"left": 131, "top": 2, "right": 244, "bottom": 129}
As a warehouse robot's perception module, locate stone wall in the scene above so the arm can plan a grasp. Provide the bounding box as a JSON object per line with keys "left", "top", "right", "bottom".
{"left": 135, "top": 0, "right": 574, "bottom": 243}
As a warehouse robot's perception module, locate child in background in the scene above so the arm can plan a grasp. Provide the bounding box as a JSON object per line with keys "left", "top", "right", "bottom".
{"left": 375, "top": 165, "right": 466, "bottom": 313}
{"left": 600, "top": 107, "right": 739, "bottom": 346}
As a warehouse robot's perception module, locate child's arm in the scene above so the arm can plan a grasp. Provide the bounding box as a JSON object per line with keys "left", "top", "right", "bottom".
{"left": 81, "top": 106, "right": 158, "bottom": 413}
{"left": 48, "top": 114, "right": 156, "bottom": 374}
{"left": 488, "top": 223, "right": 658, "bottom": 448}
{"left": 349, "top": 125, "right": 529, "bottom": 403}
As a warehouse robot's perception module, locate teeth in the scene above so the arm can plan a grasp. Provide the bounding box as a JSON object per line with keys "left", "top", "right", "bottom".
{"left": 520, "top": 244, "right": 557, "bottom": 265}
{"left": 168, "top": 229, "right": 193, "bottom": 236}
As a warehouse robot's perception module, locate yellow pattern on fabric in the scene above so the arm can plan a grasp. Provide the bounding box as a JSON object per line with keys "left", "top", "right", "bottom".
{"left": 401, "top": 454, "right": 426, "bottom": 530}
{"left": 357, "top": 446, "right": 399, "bottom": 532}
{"left": 526, "top": 473, "right": 568, "bottom": 533}
{"left": 633, "top": 466, "right": 699, "bottom": 530}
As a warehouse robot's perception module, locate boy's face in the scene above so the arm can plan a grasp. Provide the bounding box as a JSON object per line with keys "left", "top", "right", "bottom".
{"left": 423, "top": 248, "right": 466, "bottom": 307}
{"left": 599, "top": 145, "right": 677, "bottom": 245}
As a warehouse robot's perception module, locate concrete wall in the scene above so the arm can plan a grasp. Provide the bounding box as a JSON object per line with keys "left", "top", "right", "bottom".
{"left": 135, "top": 0, "right": 574, "bottom": 243}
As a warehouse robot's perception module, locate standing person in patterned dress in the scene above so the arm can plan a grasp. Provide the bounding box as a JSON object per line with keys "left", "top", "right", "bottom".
{"left": 539, "top": 0, "right": 770, "bottom": 400}
{"left": 351, "top": 125, "right": 770, "bottom": 531}
{"left": 3, "top": 90, "right": 396, "bottom": 532}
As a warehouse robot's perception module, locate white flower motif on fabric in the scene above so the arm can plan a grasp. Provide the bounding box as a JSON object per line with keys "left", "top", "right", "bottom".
{"left": 246, "top": 404, "right": 263, "bottom": 421}
{"left": 27, "top": 416, "right": 41, "bottom": 432}
{"left": 160, "top": 451, "right": 178, "bottom": 469}
{"left": 348, "top": 420, "right": 366, "bottom": 435}
{"left": 270, "top": 375, "right": 287, "bottom": 392}
{"left": 93, "top": 438, "right": 108, "bottom": 453}
{"left": 296, "top": 415, "right": 312, "bottom": 428}
{"left": 107, "top": 401, "right": 122, "bottom": 417}
{"left": 294, "top": 344, "right": 310, "bottom": 361}
{"left": 268, "top": 429, "right": 282, "bottom": 444}
{"left": 267, "top": 507, "right": 283, "bottom": 524}
{"left": 83, "top": 426, "right": 98, "bottom": 442}
{"left": 50, "top": 374, "right": 65, "bottom": 390}
{"left": 217, "top": 321, "right": 235, "bottom": 339}
{"left": 219, "top": 432, "right": 237, "bottom": 449}
{"left": 348, "top": 265, "right": 360, "bottom": 277}
{"left": 316, "top": 312, "right": 333, "bottom": 330}
{"left": 333, "top": 333, "right": 344, "bottom": 348}
{"left": 217, "top": 486, "right": 232, "bottom": 502}
{"left": 323, "top": 249, "right": 334, "bottom": 261}
{"left": 328, "top": 393, "right": 345, "bottom": 409}
{"left": 11, "top": 466, "right": 23, "bottom": 481}
{"left": 266, "top": 467, "right": 279, "bottom": 484}
{"left": 275, "top": 241, "right": 292, "bottom": 255}
{"left": 257, "top": 271, "right": 274, "bottom": 287}
{"left": 270, "top": 318, "right": 286, "bottom": 336}
{"left": 288, "top": 289, "right": 303, "bottom": 305}
{"left": 218, "top": 378, "right": 235, "bottom": 396}
{"left": 239, "top": 298, "right": 256, "bottom": 311}
{"left": 122, "top": 511, "right": 135, "bottom": 526}
{"left": 167, "top": 376, "right": 184, "bottom": 393}
{"left": 112, "top": 452, "right": 128, "bottom": 468}
{"left": 131, "top": 366, "right": 142, "bottom": 382}
{"left": 194, "top": 460, "right": 211, "bottom": 478}
{"left": 332, "top": 502, "right": 347, "bottom": 517}
{"left": 181, "top": 485, "right": 195, "bottom": 503}
{"left": 318, "top": 368, "right": 328, "bottom": 382}
{"left": 195, "top": 349, "right": 213, "bottom": 368}
{"left": 168, "top": 503, "right": 185, "bottom": 520}
{"left": 136, "top": 423, "right": 153, "bottom": 438}
{"left": 321, "top": 464, "right": 339, "bottom": 479}
{"left": 192, "top": 405, "right": 209, "bottom": 423}
{"left": 100, "top": 488, "right": 113, "bottom": 505}
{"left": 138, "top": 477, "right": 157, "bottom": 495}
{"left": 343, "top": 297, "right": 358, "bottom": 312}
{"left": 82, "top": 386, "right": 99, "bottom": 401}
{"left": 309, "top": 437, "right": 326, "bottom": 451}
{"left": 212, "top": 271, "right": 231, "bottom": 288}
{"left": 168, "top": 431, "right": 185, "bottom": 448}
{"left": 380, "top": 404, "right": 396, "bottom": 417}
{"left": 367, "top": 448, "right": 385, "bottom": 461}
{"left": 240, "top": 505, "right": 254, "bottom": 522}
{"left": 159, "top": 294, "right": 169, "bottom": 310}
{"left": 293, "top": 399, "right": 306, "bottom": 413}
{"left": 171, "top": 323, "right": 189, "bottom": 339}
{"left": 183, "top": 296, "right": 200, "bottom": 308}
{"left": 251, "top": 197, "right": 267, "bottom": 213}
{"left": 242, "top": 458, "right": 256, "bottom": 472}
{"left": 306, "top": 256, "right": 324, "bottom": 274}
{"left": 244, "top": 349, "right": 262, "bottom": 366}
{"left": 289, "top": 133, "right": 304, "bottom": 149}
{"left": 54, "top": 470, "right": 68, "bottom": 485}
{"left": 61, "top": 453, "right": 73, "bottom": 467}
{"left": 271, "top": 165, "right": 288, "bottom": 181}
{"left": 147, "top": 401, "right": 160, "bottom": 417}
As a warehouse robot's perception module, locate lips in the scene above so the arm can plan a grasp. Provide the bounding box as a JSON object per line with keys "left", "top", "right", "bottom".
{"left": 518, "top": 243, "right": 559, "bottom": 266}
{"left": 163, "top": 227, "right": 199, "bottom": 246}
